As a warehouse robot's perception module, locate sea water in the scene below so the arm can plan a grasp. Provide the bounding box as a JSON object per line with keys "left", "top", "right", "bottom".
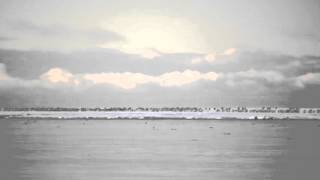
{"left": 0, "top": 118, "right": 319, "bottom": 180}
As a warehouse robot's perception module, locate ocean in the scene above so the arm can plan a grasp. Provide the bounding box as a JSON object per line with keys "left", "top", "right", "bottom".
{"left": 1, "top": 118, "right": 320, "bottom": 180}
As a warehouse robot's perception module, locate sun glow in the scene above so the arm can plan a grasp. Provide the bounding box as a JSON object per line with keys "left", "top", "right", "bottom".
{"left": 98, "top": 13, "right": 208, "bottom": 58}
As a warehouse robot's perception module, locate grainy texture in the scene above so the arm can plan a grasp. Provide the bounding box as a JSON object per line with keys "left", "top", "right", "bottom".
{"left": 1, "top": 118, "right": 319, "bottom": 180}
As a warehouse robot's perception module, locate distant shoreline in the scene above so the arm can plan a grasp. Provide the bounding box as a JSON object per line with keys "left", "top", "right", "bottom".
{"left": 1, "top": 117, "right": 320, "bottom": 121}
{"left": 1, "top": 107, "right": 320, "bottom": 113}
{"left": 1, "top": 110, "right": 319, "bottom": 120}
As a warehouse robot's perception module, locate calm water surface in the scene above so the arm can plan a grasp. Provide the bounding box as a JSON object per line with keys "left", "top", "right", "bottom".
{"left": 1, "top": 119, "right": 319, "bottom": 180}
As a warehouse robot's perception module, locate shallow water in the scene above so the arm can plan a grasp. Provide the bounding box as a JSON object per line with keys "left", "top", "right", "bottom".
{"left": 0, "top": 119, "right": 319, "bottom": 180}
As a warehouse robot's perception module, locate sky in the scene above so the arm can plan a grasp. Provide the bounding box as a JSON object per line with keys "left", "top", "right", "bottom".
{"left": 0, "top": 0, "right": 320, "bottom": 107}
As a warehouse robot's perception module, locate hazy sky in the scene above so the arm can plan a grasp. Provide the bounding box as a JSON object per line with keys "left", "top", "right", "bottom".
{"left": 0, "top": 0, "right": 320, "bottom": 107}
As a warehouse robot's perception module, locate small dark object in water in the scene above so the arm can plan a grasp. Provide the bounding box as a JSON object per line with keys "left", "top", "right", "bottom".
{"left": 223, "top": 132, "right": 231, "bottom": 135}
{"left": 171, "top": 128, "right": 177, "bottom": 131}
{"left": 209, "top": 126, "right": 214, "bottom": 128}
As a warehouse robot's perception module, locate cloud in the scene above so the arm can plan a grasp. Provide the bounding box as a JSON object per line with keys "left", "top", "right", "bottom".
{"left": 138, "top": 48, "right": 162, "bottom": 59}
{"left": 3, "top": 20, "right": 124, "bottom": 51}
{"left": 40, "top": 68, "right": 79, "bottom": 85}
{"left": 1, "top": 48, "right": 319, "bottom": 80}
{"left": 40, "top": 68, "right": 219, "bottom": 89}
{"left": 0, "top": 63, "right": 9, "bottom": 80}
{"left": 285, "top": 27, "right": 320, "bottom": 46}
{"left": 83, "top": 72, "right": 154, "bottom": 89}
{"left": 1, "top": 49, "right": 320, "bottom": 107}
{"left": 221, "top": 69, "right": 293, "bottom": 92}
{"left": 295, "top": 73, "right": 320, "bottom": 88}
{"left": 222, "top": 48, "right": 237, "bottom": 56}
{"left": 10, "top": 20, "right": 58, "bottom": 35}
{"left": 10, "top": 20, "right": 123, "bottom": 40}
{"left": 99, "top": 13, "right": 209, "bottom": 58}
{"left": 204, "top": 53, "right": 216, "bottom": 62}
{"left": 191, "top": 48, "right": 237, "bottom": 64}
{"left": 35, "top": 67, "right": 320, "bottom": 91}
{"left": 4, "top": 48, "right": 319, "bottom": 82}
{"left": 224, "top": 69, "right": 286, "bottom": 85}
{"left": 0, "top": 49, "right": 200, "bottom": 79}
{"left": 158, "top": 70, "right": 219, "bottom": 87}
{"left": 204, "top": 51, "right": 320, "bottom": 77}
{"left": 0, "top": 36, "right": 13, "bottom": 41}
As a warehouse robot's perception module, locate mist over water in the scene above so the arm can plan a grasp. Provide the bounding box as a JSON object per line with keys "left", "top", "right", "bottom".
{"left": 2, "top": 119, "right": 319, "bottom": 180}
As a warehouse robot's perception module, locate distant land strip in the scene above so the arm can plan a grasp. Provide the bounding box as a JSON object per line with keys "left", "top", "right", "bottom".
{"left": 1, "top": 107, "right": 320, "bottom": 114}
{"left": 0, "top": 107, "right": 320, "bottom": 120}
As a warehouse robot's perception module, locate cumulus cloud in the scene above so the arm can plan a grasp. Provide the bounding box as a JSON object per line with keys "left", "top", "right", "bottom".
{"left": 221, "top": 69, "right": 286, "bottom": 87}
{"left": 1, "top": 49, "right": 320, "bottom": 107}
{"left": 222, "top": 48, "right": 237, "bottom": 56}
{"left": 225, "top": 69, "right": 285, "bottom": 83}
{"left": 203, "top": 53, "right": 217, "bottom": 62}
{"left": 295, "top": 73, "right": 320, "bottom": 88}
{"left": 0, "top": 63, "right": 9, "bottom": 80}
{"left": 2, "top": 61, "right": 319, "bottom": 92}
{"left": 32, "top": 67, "right": 320, "bottom": 92}
{"left": 41, "top": 68, "right": 74, "bottom": 83}
{"left": 191, "top": 48, "right": 237, "bottom": 64}
{"left": 83, "top": 72, "right": 154, "bottom": 89}
{"left": 5, "top": 49, "right": 318, "bottom": 81}
{"left": 157, "top": 70, "right": 218, "bottom": 87}
{"left": 138, "top": 49, "right": 162, "bottom": 59}
{"left": 38, "top": 68, "right": 219, "bottom": 89}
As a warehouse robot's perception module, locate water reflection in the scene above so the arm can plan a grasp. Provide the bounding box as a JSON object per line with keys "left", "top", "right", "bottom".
{"left": 2, "top": 119, "right": 317, "bottom": 180}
